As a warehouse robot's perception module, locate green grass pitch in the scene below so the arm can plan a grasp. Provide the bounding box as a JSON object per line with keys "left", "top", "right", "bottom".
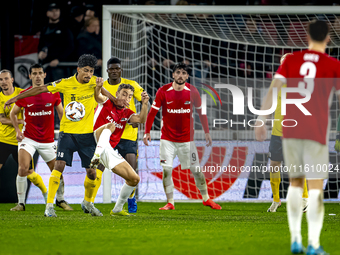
{"left": 0, "top": 202, "right": 339, "bottom": 255}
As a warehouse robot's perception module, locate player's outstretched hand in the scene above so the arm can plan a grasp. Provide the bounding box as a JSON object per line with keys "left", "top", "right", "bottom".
{"left": 96, "top": 77, "right": 104, "bottom": 88}
{"left": 16, "top": 130, "right": 25, "bottom": 142}
{"left": 4, "top": 98, "right": 16, "bottom": 110}
{"left": 141, "top": 91, "right": 149, "bottom": 104}
{"left": 115, "top": 98, "right": 130, "bottom": 107}
{"left": 254, "top": 120, "right": 267, "bottom": 142}
{"left": 143, "top": 133, "right": 151, "bottom": 146}
{"left": 335, "top": 133, "right": 340, "bottom": 152}
{"left": 205, "top": 133, "right": 212, "bottom": 147}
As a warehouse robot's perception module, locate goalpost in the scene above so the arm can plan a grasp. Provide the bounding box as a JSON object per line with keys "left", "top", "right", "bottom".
{"left": 101, "top": 5, "right": 340, "bottom": 203}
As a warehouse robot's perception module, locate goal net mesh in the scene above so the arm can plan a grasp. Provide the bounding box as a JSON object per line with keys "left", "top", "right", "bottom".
{"left": 108, "top": 12, "right": 340, "bottom": 202}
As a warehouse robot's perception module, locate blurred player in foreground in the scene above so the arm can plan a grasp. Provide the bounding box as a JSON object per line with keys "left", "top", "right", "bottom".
{"left": 89, "top": 79, "right": 149, "bottom": 216}
{"left": 89, "top": 57, "right": 144, "bottom": 213}
{"left": 255, "top": 20, "right": 338, "bottom": 255}
{"left": 10, "top": 64, "right": 72, "bottom": 211}
{"left": 143, "top": 63, "right": 221, "bottom": 210}
{"left": 267, "top": 54, "right": 309, "bottom": 213}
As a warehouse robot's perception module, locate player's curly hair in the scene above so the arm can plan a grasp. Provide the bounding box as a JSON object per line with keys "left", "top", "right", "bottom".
{"left": 117, "top": 83, "right": 135, "bottom": 93}
{"left": 172, "top": 62, "right": 189, "bottom": 73}
{"left": 77, "top": 54, "right": 98, "bottom": 68}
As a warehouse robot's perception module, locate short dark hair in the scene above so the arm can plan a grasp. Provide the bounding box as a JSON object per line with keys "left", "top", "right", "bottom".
{"left": 0, "top": 69, "right": 13, "bottom": 78}
{"left": 172, "top": 62, "right": 189, "bottom": 73}
{"left": 107, "top": 57, "right": 121, "bottom": 67}
{"left": 29, "top": 63, "right": 44, "bottom": 74}
{"left": 308, "top": 20, "right": 329, "bottom": 42}
{"left": 78, "top": 54, "right": 98, "bottom": 68}
{"left": 117, "top": 84, "right": 135, "bottom": 93}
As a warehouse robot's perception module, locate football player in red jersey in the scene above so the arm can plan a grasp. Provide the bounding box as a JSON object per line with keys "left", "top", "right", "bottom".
{"left": 10, "top": 63, "right": 72, "bottom": 211}
{"left": 255, "top": 20, "right": 340, "bottom": 255}
{"left": 143, "top": 62, "right": 221, "bottom": 211}
{"left": 89, "top": 78, "right": 149, "bottom": 216}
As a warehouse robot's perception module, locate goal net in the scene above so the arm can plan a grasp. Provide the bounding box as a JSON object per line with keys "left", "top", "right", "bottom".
{"left": 101, "top": 5, "right": 340, "bottom": 202}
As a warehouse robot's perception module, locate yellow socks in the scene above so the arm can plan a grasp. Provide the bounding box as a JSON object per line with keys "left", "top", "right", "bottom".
{"left": 90, "top": 169, "right": 103, "bottom": 203}
{"left": 129, "top": 188, "right": 136, "bottom": 199}
{"left": 84, "top": 176, "right": 96, "bottom": 202}
{"left": 27, "top": 171, "right": 47, "bottom": 194}
{"left": 270, "top": 171, "right": 281, "bottom": 202}
{"left": 302, "top": 178, "right": 309, "bottom": 198}
{"left": 47, "top": 170, "right": 62, "bottom": 203}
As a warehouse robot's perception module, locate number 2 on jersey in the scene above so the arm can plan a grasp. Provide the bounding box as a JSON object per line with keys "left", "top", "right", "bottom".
{"left": 298, "top": 62, "right": 316, "bottom": 95}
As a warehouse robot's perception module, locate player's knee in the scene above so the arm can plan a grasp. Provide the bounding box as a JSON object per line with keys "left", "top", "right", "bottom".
{"left": 18, "top": 165, "right": 30, "bottom": 176}
{"left": 106, "top": 123, "right": 115, "bottom": 133}
{"left": 128, "top": 174, "right": 140, "bottom": 186}
{"left": 54, "top": 160, "right": 66, "bottom": 172}
{"left": 87, "top": 168, "right": 97, "bottom": 180}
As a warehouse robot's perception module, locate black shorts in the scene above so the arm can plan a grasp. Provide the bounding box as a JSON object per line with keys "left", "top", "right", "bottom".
{"left": 56, "top": 132, "right": 96, "bottom": 168}
{"left": 268, "top": 135, "right": 283, "bottom": 162}
{"left": 114, "top": 139, "right": 137, "bottom": 158}
{"left": 0, "top": 142, "right": 18, "bottom": 165}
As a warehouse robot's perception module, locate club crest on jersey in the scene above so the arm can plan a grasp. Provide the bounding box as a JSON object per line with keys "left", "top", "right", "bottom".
{"left": 184, "top": 101, "right": 191, "bottom": 104}
{"left": 45, "top": 103, "right": 52, "bottom": 107}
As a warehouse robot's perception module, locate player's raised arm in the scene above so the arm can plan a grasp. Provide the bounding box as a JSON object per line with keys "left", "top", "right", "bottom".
{"left": 129, "top": 92, "right": 150, "bottom": 124}
{"left": 101, "top": 86, "right": 129, "bottom": 107}
{"left": 9, "top": 104, "right": 25, "bottom": 142}
{"left": 254, "top": 78, "right": 284, "bottom": 142}
{"left": 193, "top": 88, "right": 212, "bottom": 146}
{"left": 143, "top": 89, "right": 163, "bottom": 146}
{"left": 94, "top": 77, "right": 107, "bottom": 104}
{"left": 4, "top": 85, "right": 49, "bottom": 109}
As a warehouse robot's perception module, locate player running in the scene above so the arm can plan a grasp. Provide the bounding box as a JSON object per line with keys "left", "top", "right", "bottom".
{"left": 88, "top": 57, "right": 144, "bottom": 213}
{"left": 143, "top": 62, "right": 221, "bottom": 210}
{"left": 267, "top": 54, "right": 309, "bottom": 213}
{"left": 89, "top": 78, "right": 149, "bottom": 216}
{"left": 5, "top": 54, "right": 128, "bottom": 217}
{"left": 9, "top": 64, "right": 72, "bottom": 211}
{"left": 255, "top": 20, "right": 337, "bottom": 255}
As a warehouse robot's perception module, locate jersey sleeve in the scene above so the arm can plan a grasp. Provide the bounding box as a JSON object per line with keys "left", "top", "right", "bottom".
{"left": 151, "top": 88, "right": 163, "bottom": 110}
{"left": 47, "top": 79, "right": 64, "bottom": 94}
{"left": 335, "top": 61, "right": 340, "bottom": 95}
{"left": 192, "top": 86, "right": 202, "bottom": 109}
{"left": 54, "top": 92, "right": 62, "bottom": 106}
{"left": 274, "top": 58, "right": 289, "bottom": 84}
{"left": 126, "top": 108, "right": 136, "bottom": 121}
{"left": 15, "top": 98, "right": 26, "bottom": 108}
{"left": 133, "top": 82, "right": 144, "bottom": 102}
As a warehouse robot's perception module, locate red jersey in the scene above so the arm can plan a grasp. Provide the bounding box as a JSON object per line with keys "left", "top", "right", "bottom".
{"left": 145, "top": 83, "right": 209, "bottom": 143}
{"left": 275, "top": 49, "right": 340, "bottom": 145}
{"left": 15, "top": 87, "right": 61, "bottom": 143}
{"left": 93, "top": 99, "right": 135, "bottom": 148}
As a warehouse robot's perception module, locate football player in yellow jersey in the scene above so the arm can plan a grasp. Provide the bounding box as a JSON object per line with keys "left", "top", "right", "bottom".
{"left": 267, "top": 53, "right": 309, "bottom": 213}
{"left": 5, "top": 54, "right": 128, "bottom": 217}
{"left": 90, "top": 57, "right": 144, "bottom": 213}
{"left": 0, "top": 70, "right": 24, "bottom": 172}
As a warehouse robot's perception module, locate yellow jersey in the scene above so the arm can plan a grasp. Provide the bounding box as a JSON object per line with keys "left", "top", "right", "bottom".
{"left": 103, "top": 78, "right": 143, "bottom": 141}
{"left": 271, "top": 84, "right": 287, "bottom": 137}
{"left": 0, "top": 87, "right": 24, "bottom": 145}
{"left": 47, "top": 74, "right": 97, "bottom": 134}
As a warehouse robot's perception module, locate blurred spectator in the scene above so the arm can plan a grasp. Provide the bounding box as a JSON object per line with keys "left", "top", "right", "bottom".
{"left": 76, "top": 17, "right": 102, "bottom": 74}
{"left": 69, "top": 6, "right": 85, "bottom": 39}
{"left": 84, "top": 4, "right": 96, "bottom": 22}
{"left": 38, "top": 3, "right": 74, "bottom": 82}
